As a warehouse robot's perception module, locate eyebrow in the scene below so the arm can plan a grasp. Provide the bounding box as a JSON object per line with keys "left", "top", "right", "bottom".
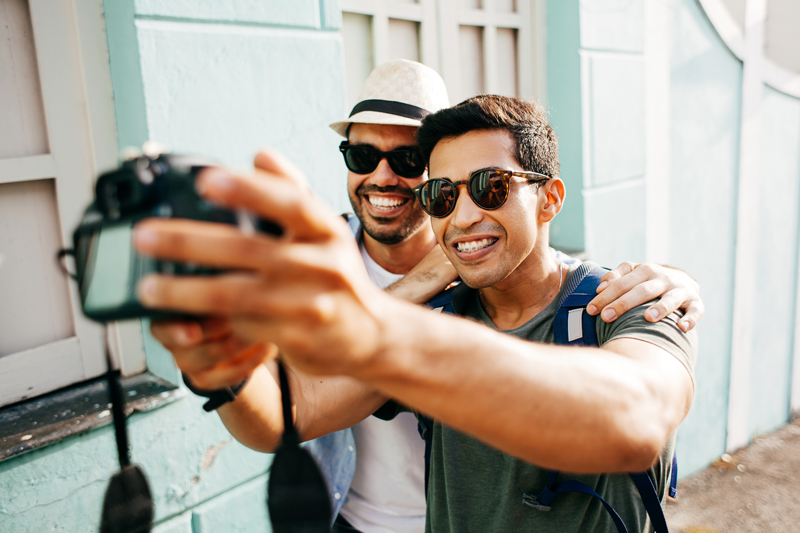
{"left": 350, "top": 142, "right": 419, "bottom": 151}
{"left": 430, "top": 166, "right": 508, "bottom": 181}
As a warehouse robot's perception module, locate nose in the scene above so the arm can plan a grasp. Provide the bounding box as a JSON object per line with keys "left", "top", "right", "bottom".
{"left": 368, "top": 158, "right": 401, "bottom": 188}
{"left": 449, "top": 184, "right": 483, "bottom": 229}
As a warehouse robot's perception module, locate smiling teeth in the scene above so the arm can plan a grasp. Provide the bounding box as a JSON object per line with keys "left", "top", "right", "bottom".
{"left": 456, "top": 238, "right": 496, "bottom": 253}
{"left": 369, "top": 196, "right": 406, "bottom": 208}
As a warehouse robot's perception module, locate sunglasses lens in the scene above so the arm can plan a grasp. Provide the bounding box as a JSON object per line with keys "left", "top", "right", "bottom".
{"left": 419, "top": 180, "right": 456, "bottom": 217}
{"left": 344, "top": 146, "right": 379, "bottom": 174}
{"left": 469, "top": 170, "right": 508, "bottom": 210}
{"left": 388, "top": 150, "right": 426, "bottom": 178}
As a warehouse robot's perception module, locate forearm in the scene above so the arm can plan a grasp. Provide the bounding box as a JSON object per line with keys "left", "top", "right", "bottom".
{"left": 217, "top": 361, "right": 388, "bottom": 453}
{"left": 358, "top": 300, "right": 686, "bottom": 473}
{"left": 385, "top": 244, "right": 457, "bottom": 304}
{"left": 217, "top": 363, "right": 284, "bottom": 452}
{"left": 385, "top": 271, "right": 450, "bottom": 304}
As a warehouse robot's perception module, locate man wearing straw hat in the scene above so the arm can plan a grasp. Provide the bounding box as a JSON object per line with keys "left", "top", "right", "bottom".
{"left": 147, "top": 60, "right": 703, "bottom": 532}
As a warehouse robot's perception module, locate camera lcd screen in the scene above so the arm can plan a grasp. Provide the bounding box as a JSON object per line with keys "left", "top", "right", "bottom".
{"left": 78, "top": 222, "right": 156, "bottom": 317}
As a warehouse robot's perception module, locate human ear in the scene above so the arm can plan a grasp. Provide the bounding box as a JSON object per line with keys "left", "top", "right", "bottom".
{"left": 539, "top": 178, "right": 565, "bottom": 222}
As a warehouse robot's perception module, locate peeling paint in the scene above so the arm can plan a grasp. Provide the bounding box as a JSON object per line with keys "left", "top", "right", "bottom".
{"left": 201, "top": 439, "right": 232, "bottom": 472}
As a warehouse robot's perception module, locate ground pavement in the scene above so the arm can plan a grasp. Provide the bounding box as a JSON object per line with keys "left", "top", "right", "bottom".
{"left": 665, "top": 418, "right": 800, "bottom": 532}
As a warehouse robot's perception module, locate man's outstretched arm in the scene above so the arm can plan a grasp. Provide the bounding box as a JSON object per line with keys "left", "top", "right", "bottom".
{"left": 352, "top": 303, "right": 694, "bottom": 473}
{"left": 151, "top": 318, "right": 387, "bottom": 453}
{"left": 136, "top": 151, "right": 695, "bottom": 473}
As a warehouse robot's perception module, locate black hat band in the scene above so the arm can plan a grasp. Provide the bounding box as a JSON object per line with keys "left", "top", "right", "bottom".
{"left": 349, "top": 99, "right": 432, "bottom": 121}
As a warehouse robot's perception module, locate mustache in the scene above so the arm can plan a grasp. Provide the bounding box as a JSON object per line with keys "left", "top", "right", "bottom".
{"left": 357, "top": 184, "right": 414, "bottom": 199}
{"left": 445, "top": 224, "right": 504, "bottom": 244}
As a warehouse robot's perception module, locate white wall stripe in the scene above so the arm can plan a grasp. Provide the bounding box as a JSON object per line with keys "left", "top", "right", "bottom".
{"left": 726, "top": 0, "right": 767, "bottom": 452}
{"left": 644, "top": 0, "right": 672, "bottom": 264}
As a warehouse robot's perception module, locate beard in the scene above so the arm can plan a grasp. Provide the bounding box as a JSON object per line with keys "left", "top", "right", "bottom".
{"left": 349, "top": 183, "right": 428, "bottom": 245}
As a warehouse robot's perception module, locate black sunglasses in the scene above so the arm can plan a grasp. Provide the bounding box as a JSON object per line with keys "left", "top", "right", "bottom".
{"left": 412, "top": 168, "right": 551, "bottom": 218}
{"left": 339, "top": 142, "right": 426, "bottom": 178}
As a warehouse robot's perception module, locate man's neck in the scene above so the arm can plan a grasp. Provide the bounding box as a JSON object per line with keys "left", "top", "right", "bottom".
{"left": 477, "top": 242, "right": 564, "bottom": 330}
{"left": 363, "top": 225, "right": 439, "bottom": 275}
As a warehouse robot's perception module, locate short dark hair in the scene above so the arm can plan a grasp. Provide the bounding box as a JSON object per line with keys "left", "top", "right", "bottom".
{"left": 416, "top": 95, "right": 559, "bottom": 179}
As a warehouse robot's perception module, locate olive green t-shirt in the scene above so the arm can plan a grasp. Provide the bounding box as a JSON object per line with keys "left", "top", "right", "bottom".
{"left": 425, "top": 262, "right": 698, "bottom": 533}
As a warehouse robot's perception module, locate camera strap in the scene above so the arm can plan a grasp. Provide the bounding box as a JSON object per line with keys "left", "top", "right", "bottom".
{"left": 267, "top": 360, "right": 333, "bottom": 532}
{"left": 100, "top": 327, "right": 154, "bottom": 533}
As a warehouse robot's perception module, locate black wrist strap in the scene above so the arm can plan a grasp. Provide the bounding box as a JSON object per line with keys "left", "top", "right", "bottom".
{"left": 277, "top": 359, "right": 299, "bottom": 446}
{"left": 182, "top": 374, "right": 250, "bottom": 412}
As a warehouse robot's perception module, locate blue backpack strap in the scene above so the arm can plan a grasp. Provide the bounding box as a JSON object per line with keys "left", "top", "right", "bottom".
{"left": 523, "top": 471, "right": 628, "bottom": 533}
{"left": 542, "top": 263, "right": 671, "bottom": 533}
{"left": 417, "top": 414, "right": 435, "bottom": 497}
{"left": 426, "top": 283, "right": 457, "bottom": 314}
{"left": 552, "top": 262, "right": 606, "bottom": 347}
{"left": 418, "top": 284, "right": 458, "bottom": 498}
{"left": 629, "top": 472, "right": 670, "bottom": 533}
{"left": 670, "top": 453, "right": 678, "bottom": 498}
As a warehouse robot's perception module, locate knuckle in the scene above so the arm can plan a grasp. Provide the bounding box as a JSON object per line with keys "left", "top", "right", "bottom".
{"left": 303, "top": 294, "right": 337, "bottom": 327}
{"left": 639, "top": 284, "right": 659, "bottom": 300}
{"left": 639, "top": 262, "right": 657, "bottom": 274}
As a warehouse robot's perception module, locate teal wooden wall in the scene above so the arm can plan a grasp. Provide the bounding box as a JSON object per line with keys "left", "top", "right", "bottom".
{"left": 667, "top": 0, "right": 741, "bottom": 477}
{"left": 547, "top": 0, "right": 800, "bottom": 478}
{"left": 0, "top": 1, "right": 346, "bottom": 531}
{"left": 748, "top": 87, "right": 800, "bottom": 438}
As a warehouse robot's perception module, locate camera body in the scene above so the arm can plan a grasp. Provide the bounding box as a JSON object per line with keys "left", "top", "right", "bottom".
{"left": 72, "top": 153, "right": 277, "bottom": 323}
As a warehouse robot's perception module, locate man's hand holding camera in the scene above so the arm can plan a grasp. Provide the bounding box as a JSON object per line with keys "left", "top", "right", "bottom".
{"left": 136, "top": 150, "right": 396, "bottom": 382}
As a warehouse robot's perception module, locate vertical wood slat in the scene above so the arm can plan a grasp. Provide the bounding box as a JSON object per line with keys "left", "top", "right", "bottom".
{"left": 420, "top": 0, "right": 440, "bottom": 72}
{"left": 371, "top": 2, "right": 390, "bottom": 67}
{"left": 26, "top": 0, "right": 146, "bottom": 379}
{"left": 532, "top": 0, "right": 547, "bottom": 105}
{"left": 727, "top": 0, "right": 767, "bottom": 452}
{"left": 0, "top": 0, "right": 49, "bottom": 159}
{"left": 517, "top": 0, "right": 534, "bottom": 100}
{"left": 437, "top": 0, "right": 461, "bottom": 101}
{"left": 483, "top": 25, "right": 498, "bottom": 94}
{"left": 482, "top": 0, "right": 498, "bottom": 95}
{"left": 28, "top": 0, "right": 102, "bottom": 379}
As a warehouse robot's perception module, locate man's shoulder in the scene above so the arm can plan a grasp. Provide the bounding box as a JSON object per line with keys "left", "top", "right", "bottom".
{"left": 596, "top": 300, "right": 699, "bottom": 384}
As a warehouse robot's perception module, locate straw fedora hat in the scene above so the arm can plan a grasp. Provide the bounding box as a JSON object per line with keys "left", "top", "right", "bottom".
{"left": 330, "top": 59, "right": 450, "bottom": 138}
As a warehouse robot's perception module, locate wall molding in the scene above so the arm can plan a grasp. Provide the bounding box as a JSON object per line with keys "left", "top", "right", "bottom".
{"left": 698, "top": 0, "right": 800, "bottom": 98}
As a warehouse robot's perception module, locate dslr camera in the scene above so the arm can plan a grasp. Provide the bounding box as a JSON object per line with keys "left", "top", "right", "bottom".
{"left": 70, "top": 151, "right": 279, "bottom": 323}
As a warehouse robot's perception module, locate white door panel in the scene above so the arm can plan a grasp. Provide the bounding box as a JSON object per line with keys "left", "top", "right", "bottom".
{"left": 341, "top": 0, "right": 539, "bottom": 111}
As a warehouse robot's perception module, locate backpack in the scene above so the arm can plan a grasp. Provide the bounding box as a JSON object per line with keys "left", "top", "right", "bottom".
{"left": 418, "top": 262, "right": 678, "bottom": 533}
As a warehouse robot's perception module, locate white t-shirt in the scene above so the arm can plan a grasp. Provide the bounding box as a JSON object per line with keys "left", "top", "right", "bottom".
{"left": 337, "top": 236, "right": 427, "bottom": 533}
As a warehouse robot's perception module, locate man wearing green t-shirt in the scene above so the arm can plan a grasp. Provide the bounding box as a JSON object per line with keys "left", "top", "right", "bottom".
{"left": 406, "top": 95, "right": 697, "bottom": 531}
{"left": 134, "top": 95, "right": 697, "bottom": 532}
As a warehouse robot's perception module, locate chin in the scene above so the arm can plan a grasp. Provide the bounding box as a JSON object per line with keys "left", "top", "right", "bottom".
{"left": 455, "top": 267, "right": 508, "bottom": 289}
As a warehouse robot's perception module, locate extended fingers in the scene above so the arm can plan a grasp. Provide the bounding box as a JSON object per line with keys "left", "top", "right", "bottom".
{"left": 678, "top": 300, "right": 704, "bottom": 332}
{"left": 596, "top": 261, "right": 638, "bottom": 294}
{"left": 253, "top": 149, "right": 308, "bottom": 187}
{"left": 134, "top": 219, "right": 278, "bottom": 271}
{"left": 150, "top": 320, "right": 204, "bottom": 349}
{"left": 139, "top": 272, "right": 271, "bottom": 316}
{"left": 642, "top": 288, "right": 689, "bottom": 324}
{"left": 196, "top": 167, "right": 340, "bottom": 241}
{"left": 587, "top": 267, "right": 656, "bottom": 316}
{"left": 594, "top": 279, "right": 667, "bottom": 323}
{"left": 643, "top": 290, "right": 703, "bottom": 331}
{"left": 184, "top": 343, "right": 277, "bottom": 390}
